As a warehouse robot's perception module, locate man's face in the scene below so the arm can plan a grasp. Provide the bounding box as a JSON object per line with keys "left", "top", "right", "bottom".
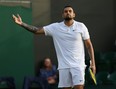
{"left": 62, "top": 7, "right": 75, "bottom": 21}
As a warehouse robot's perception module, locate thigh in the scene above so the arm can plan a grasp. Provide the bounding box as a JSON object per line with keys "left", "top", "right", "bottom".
{"left": 70, "top": 67, "right": 85, "bottom": 86}
{"left": 58, "top": 69, "right": 73, "bottom": 88}
{"left": 74, "top": 85, "right": 84, "bottom": 89}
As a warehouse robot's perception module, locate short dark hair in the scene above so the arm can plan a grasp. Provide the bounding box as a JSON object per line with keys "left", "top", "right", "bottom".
{"left": 63, "top": 5, "right": 75, "bottom": 12}
{"left": 64, "top": 5, "right": 73, "bottom": 9}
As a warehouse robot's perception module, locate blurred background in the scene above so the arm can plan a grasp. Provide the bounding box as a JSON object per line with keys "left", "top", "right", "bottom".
{"left": 0, "top": 0, "right": 116, "bottom": 89}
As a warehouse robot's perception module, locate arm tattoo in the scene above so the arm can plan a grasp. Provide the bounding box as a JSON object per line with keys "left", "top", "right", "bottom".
{"left": 21, "top": 22, "right": 39, "bottom": 33}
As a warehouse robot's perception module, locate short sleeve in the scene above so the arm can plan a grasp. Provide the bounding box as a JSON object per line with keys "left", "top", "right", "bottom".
{"left": 43, "top": 23, "right": 58, "bottom": 36}
{"left": 81, "top": 23, "right": 90, "bottom": 40}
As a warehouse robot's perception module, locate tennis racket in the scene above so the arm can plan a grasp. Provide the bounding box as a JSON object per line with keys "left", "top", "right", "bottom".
{"left": 88, "top": 67, "right": 97, "bottom": 85}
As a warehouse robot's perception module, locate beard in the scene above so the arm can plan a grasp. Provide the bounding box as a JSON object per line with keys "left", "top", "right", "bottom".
{"left": 64, "top": 15, "right": 73, "bottom": 21}
{"left": 64, "top": 17, "right": 72, "bottom": 21}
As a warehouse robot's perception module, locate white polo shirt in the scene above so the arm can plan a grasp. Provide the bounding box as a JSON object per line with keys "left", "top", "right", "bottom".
{"left": 43, "top": 20, "right": 90, "bottom": 69}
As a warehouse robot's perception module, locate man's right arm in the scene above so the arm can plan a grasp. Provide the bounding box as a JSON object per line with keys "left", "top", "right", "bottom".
{"left": 21, "top": 22, "right": 45, "bottom": 34}
{"left": 12, "top": 14, "right": 45, "bottom": 34}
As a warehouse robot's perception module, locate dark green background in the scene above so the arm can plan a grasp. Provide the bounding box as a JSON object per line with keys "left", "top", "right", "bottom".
{"left": 0, "top": 6, "right": 34, "bottom": 89}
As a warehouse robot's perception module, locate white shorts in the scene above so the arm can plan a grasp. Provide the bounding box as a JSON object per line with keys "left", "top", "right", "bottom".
{"left": 58, "top": 67, "right": 85, "bottom": 88}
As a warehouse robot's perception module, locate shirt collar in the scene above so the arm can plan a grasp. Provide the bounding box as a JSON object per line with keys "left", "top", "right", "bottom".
{"left": 62, "top": 20, "right": 75, "bottom": 27}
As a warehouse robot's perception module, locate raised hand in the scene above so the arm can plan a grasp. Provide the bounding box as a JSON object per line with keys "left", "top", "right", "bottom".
{"left": 12, "top": 14, "right": 44, "bottom": 34}
{"left": 12, "top": 14, "right": 22, "bottom": 25}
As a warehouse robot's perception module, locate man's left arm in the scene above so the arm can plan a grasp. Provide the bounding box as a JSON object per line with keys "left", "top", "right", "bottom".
{"left": 84, "top": 39, "right": 96, "bottom": 75}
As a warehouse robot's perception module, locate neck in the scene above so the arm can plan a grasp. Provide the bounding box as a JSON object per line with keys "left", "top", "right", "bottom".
{"left": 64, "top": 19, "right": 74, "bottom": 26}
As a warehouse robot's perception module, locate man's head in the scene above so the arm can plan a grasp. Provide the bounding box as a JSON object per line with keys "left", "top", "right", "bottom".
{"left": 62, "top": 6, "right": 75, "bottom": 21}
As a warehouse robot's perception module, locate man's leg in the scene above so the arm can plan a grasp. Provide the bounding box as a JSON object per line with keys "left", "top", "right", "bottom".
{"left": 74, "top": 85, "right": 84, "bottom": 89}
{"left": 58, "top": 69, "right": 72, "bottom": 89}
{"left": 63, "top": 85, "right": 84, "bottom": 89}
{"left": 71, "top": 68, "right": 85, "bottom": 89}
{"left": 63, "top": 87, "right": 72, "bottom": 89}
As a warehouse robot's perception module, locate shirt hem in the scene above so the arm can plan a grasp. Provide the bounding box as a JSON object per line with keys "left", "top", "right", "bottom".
{"left": 57, "top": 65, "right": 87, "bottom": 70}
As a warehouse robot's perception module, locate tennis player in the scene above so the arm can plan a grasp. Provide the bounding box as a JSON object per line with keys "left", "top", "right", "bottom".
{"left": 12, "top": 6, "right": 96, "bottom": 89}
